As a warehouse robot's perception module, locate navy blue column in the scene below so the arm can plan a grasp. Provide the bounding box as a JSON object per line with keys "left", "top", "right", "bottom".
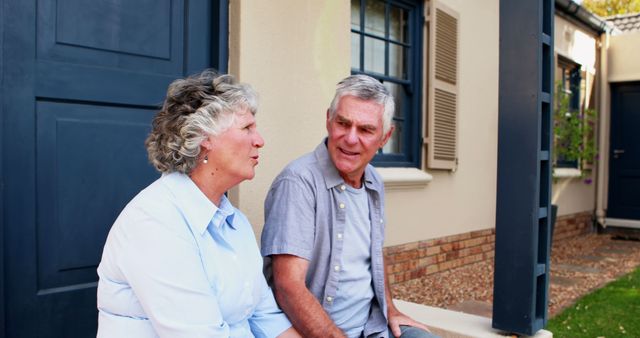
{"left": 493, "top": 0, "right": 554, "bottom": 335}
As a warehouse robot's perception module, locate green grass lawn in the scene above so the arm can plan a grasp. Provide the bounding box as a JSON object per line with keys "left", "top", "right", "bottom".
{"left": 546, "top": 267, "right": 640, "bottom": 338}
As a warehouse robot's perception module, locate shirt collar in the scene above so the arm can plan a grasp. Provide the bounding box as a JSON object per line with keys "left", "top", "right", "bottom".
{"left": 213, "top": 195, "right": 237, "bottom": 230}
{"left": 313, "top": 138, "right": 380, "bottom": 191}
{"left": 160, "top": 172, "right": 235, "bottom": 235}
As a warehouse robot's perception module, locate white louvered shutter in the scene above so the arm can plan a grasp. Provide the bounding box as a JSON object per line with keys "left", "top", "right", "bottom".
{"left": 425, "top": 0, "right": 459, "bottom": 170}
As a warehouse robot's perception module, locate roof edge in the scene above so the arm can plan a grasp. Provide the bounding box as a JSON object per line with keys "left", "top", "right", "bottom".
{"left": 555, "top": 0, "right": 619, "bottom": 34}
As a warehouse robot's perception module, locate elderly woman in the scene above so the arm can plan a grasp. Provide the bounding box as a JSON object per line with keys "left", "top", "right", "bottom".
{"left": 97, "top": 70, "right": 299, "bottom": 338}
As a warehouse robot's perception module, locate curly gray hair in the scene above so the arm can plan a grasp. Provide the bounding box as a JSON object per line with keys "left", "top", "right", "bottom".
{"left": 328, "top": 74, "right": 395, "bottom": 134}
{"left": 145, "top": 70, "right": 258, "bottom": 174}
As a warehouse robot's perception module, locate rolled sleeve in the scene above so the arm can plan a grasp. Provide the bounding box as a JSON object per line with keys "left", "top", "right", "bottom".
{"left": 261, "top": 177, "right": 316, "bottom": 260}
{"left": 249, "top": 277, "right": 292, "bottom": 338}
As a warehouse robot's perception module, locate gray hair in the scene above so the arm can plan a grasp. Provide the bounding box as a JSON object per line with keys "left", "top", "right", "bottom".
{"left": 145, "top": 69, "right": 258, "bottom": 174}
{"left": 328, "top": 74, "right": 395, "bottom": 134}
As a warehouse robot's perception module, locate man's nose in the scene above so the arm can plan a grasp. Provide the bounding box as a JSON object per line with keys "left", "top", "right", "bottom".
{"left": 345, "top": 127, "right": 358, "bottom": 144}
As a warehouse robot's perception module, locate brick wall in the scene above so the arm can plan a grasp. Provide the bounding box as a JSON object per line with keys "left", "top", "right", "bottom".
{"left": 552, "top": 211, "right": 594, "bottom": 241}
{"left": 384, "top": 211, "right": 594, "bottom": 285}
{"left": 384, "top": 229, "right": 495, "bottom": 285}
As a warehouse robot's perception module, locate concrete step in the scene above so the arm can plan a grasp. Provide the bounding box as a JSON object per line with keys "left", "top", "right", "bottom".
{"left": 447, "top": 300, "right": 493, "bottom": 318}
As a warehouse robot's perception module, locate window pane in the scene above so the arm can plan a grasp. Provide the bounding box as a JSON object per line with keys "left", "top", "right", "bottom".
{"left": 390, "top": 6, "right": 409, "bottom": 43}
{"left": 389, "top": 43, "right": 407, "bottom": 79}
{"left": 351, "top": 0, "right": 361, "bottom": 30}
{"left": 382, "top": 120, "right": 402, "bottom": 154}
{"left": 351, "top": 33, "right": 361, "bottom": 70}
{"left": 364, "top": 0, "right": 385, "bottom": 38}
{"left": 364, "top": 37, "right": 385, "bottom": 75}
{"left": 384, "top": 81, "right": 405, "bottom": 118}
{"left": 382, "top": 82, "right": 406, "bottom": 155}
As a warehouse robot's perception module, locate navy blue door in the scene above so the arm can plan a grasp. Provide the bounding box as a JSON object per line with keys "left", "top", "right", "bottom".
{"left": 1, "top": 1, "right": 226, "bottom": 336}
{"left": 608, "top": 82, "right": 640, "bottom": 220}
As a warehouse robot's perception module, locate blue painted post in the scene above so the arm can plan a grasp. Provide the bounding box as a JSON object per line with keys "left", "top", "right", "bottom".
{"left": 493, "top": 0, "right": 554, "bottom": 335}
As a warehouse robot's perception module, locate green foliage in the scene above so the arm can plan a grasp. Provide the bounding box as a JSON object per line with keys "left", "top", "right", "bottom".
{"left": 546, "top": 267, "right": 640, "bottom": 337}
{"left": 554, "top": 82, "right": 597, "bottom": 174}
{"left": 582, "top": 0, "right": 640, "bottom": 17}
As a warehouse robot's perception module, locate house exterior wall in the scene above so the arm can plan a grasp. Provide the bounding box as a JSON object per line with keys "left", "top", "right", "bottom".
{"left": 555, "top": 16, "right": 597, "bottom": 72}
{"left": 552, "top": 15, "right": 599, "bottom": 217}
{"left": 608, "top": 32, "right": 640, "bottom": 82}
{"left": 229, "top": 0, "right": 501, "bottom": 246}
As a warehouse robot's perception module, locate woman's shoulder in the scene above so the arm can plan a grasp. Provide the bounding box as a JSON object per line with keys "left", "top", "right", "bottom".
{"left": 128, "top": 176, "right": 176, "bottom": 213}
{"left": 110, "top": 176, "right": 188, "bottom": 236}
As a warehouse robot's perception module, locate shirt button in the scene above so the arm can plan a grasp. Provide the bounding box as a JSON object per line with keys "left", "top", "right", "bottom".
{"left": 380, "top": 218, "right": 384, "bottom": 223}
{"left": 340, "top": 185, "right": 346, "bottom": 191}
{"left": 326, "top": 296, "right": 333, "bottom": 302}
{"left": 337, "top": 233, "right": 343, "bottom": 240}
{"left": 334, "top": 265, "right": 341, "bottom": 272}
{"left": 339, "top": 203, "right": 345, "bottom": 209}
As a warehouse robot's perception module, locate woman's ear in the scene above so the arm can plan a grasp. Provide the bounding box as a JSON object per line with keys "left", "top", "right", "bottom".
{"left": 200, "top": 135, "right": 215, "bottom": 152}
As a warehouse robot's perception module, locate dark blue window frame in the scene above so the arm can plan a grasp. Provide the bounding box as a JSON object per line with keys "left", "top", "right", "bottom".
{"left": 350, "top": 0, "right": 423, "bottom": 168}
{"left": 555, "top": 57, "right": 581, "bottom": 169}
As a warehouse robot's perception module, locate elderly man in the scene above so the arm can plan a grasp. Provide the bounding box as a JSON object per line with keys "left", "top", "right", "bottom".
{"left": 261, "top": 75, "right": 437, "bottom": 338}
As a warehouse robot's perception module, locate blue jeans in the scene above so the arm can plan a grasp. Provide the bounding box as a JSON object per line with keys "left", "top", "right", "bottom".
{"left": 389, "top": 325, "right": 440, "bottom": 338}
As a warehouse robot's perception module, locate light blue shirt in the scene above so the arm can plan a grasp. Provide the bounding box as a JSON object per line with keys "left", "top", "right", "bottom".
{"left": 329, "top": 184, "right": 374, "bottom": 337}
{"left": 97, "top": 172, "right": 291, "bottom": 338}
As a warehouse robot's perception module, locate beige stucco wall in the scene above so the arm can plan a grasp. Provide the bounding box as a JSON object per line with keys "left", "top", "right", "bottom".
{"left": 229, "top": 1, "right": 350, "bottom": 237}
{"left": 552, "top": 15, "right": 599, "bottom": 217}
{"left": 552, "top": 178, "right": 596, "bottom": 216}
{"left": 384, "top": 0, "right": 499, "bottom": 245}
{"left": 608, "top": 32, "right": 640, "bottom": 82}
{"left": 555, "top": 16, "right": 598, "bottom": 72}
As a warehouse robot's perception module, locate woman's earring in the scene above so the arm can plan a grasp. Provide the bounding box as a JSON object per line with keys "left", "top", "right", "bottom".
{"left": 203, "top": 155, "right": 208, "bottom": 164}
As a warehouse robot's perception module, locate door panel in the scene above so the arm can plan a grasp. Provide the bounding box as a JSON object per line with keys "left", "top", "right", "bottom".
{"left": 608, "top": 82, "right": 640, "bottom": 220}
{"left": 2, "top": 0, "right": 224, "bottom": 336}
{"left": 37, "top": 0, "right": 182, "bottom": 73}
{"left": 36, "top": 286, "right": 98, "bottom": 337}
{"left": 36, "top": 101, "right": 157, "bottom": 291}
{"left": 54, "top": 0, "right": 173, "bottom": 59}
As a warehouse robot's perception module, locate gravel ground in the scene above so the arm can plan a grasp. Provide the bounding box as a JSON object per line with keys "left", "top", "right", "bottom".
{"left": 392, "top": 233, "right": 640, "bottom": 317}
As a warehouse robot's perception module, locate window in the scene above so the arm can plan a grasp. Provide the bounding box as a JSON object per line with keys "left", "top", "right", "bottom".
{"left": 351, "top": 0, "right": 424, "bottom": 167}
{"left": 555, "top": 57, "right": 582, "bottom": 169}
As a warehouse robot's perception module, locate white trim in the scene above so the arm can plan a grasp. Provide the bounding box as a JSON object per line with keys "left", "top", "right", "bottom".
{"left": 394, "top": 299, "right": 552, "bottom": 338}
{"left": 375, "top": 167, "right": 433, "bottom": 190}
{"left": 605, "top": 218, "right": 640, "bottom": 229}
{"left": 553, "top": 167, "right": 582, "bottom": 178}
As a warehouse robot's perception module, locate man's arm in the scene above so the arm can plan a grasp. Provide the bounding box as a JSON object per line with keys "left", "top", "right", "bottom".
{"left": 383, "top": 256, "right": 432, "bottom": 337}
{"left": 271, "top": 254, "right": 346, "bottom": 338}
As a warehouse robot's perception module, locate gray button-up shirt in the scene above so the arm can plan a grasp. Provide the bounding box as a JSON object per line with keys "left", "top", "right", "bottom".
{"left": 261, "top": 140, "right": 388, "bottom": 337}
